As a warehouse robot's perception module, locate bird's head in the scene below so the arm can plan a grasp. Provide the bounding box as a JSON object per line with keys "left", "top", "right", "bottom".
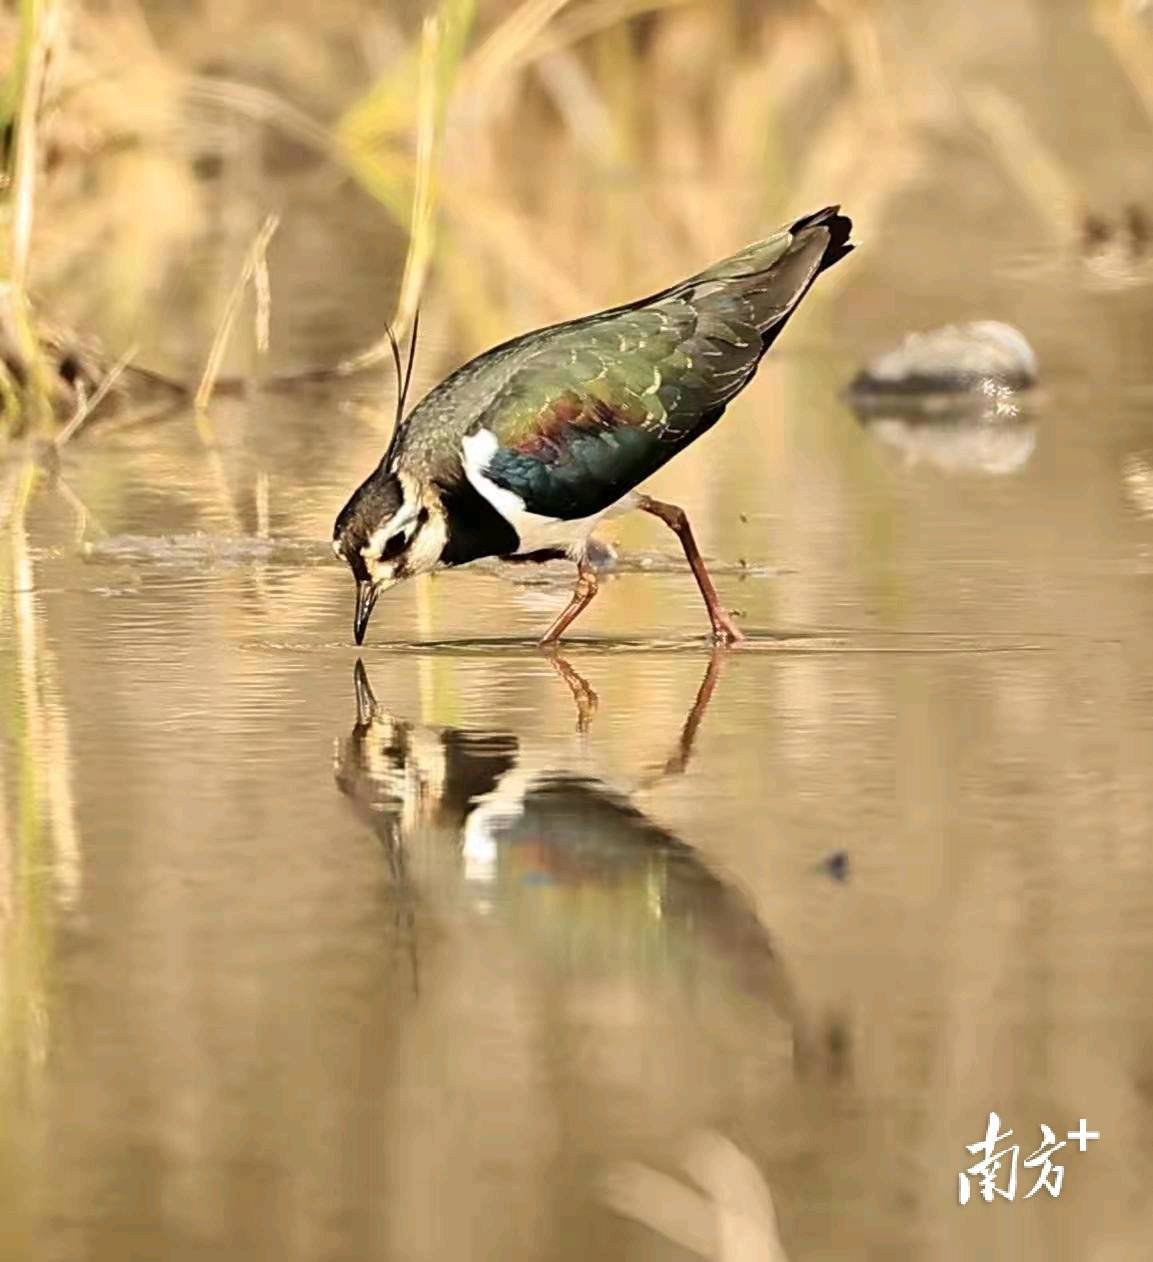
{"left": 332, "top": 469, "right": 445, "bottom": 644}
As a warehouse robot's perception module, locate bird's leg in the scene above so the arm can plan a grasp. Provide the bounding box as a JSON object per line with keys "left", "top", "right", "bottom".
{"left": 542, "top": 651, "right": 599, "bottom": 732}
{"left": 539, "top": 557, "right": 599, "bottom": 646}
{"left": 662, "top": 648, "right": 724, "bottom": 777}
{"left": 636, "top": 495, "right": 746, "bottom": 643}
{"left": 636, "top": 649, "right": 725, "bottom": 788}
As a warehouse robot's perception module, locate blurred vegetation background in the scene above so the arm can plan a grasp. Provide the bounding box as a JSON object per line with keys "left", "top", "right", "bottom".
{"left": 4, "top": 0, "right": 1153, "bottom": 440}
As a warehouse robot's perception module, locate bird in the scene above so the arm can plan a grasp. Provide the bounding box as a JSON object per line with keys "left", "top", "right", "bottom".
{"left": 333, "top": 206, "right": 854, "bottom": 646}
{"left": 334, "top": 658, "right": 807, "bottom": 1028}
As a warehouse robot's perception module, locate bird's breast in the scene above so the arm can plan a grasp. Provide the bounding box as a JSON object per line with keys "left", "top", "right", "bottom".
{"left": 460, "top": 429, "right": 636, "bottom": 560}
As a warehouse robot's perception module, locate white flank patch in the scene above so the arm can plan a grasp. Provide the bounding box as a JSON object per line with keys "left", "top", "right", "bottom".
{"left": 461, "top": 764, "right": 539, "bottom": 892}
{"left": 462, "top": 427, "right": 635, "bottom": 558}
{"left": 459, "top": 764, "right": 536, "bottom": 907}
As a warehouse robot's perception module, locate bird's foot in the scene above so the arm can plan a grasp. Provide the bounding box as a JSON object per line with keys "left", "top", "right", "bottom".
{"left": 542, "top": 650, "right": 599, "bottom": 732}
{"left": 708, "top": 610, "right": 747, "bottom": 645}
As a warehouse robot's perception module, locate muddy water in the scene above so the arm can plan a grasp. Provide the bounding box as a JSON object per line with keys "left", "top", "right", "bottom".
{"left": 5, "top": 244, "right": 1153, "bottom": 1262}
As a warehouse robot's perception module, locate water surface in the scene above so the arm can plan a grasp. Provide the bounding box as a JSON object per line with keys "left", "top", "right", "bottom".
{"left": 4, "top": 236, "right": 1153, "bottom": 1262}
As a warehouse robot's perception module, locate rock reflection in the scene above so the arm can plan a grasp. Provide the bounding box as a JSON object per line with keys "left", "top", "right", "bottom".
{"left": 846, "top": 320, "right": 1039, "bottom": 476}
{"left": 334, "top": 657, "right": 815, "bottom": 1065}
{"left": 856, "top": 410, "right": 1037, "bottom": 476}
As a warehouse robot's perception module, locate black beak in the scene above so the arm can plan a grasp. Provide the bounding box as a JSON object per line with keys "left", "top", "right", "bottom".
{"left": 354, "top": 580, "right": 379, "bottom": 646}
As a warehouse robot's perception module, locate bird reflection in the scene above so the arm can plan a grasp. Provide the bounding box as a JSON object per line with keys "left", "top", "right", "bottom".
{"left": 335, "top": 656, "right": 830, "bottom": 1072}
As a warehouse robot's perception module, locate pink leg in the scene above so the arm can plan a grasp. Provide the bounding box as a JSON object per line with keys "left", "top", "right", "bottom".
{"left": 543, "top": 652, "right": 599, "bottom": 731}
{"left": 539, "top": 558, "right": 599, "bottom": 646}
{"left": 638, "top": 495, "right": 746, "bottom": 643}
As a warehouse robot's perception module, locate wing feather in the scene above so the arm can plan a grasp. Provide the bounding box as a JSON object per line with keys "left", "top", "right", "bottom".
{"left": 395, "top": 209, "right": 853, "bottom": 521}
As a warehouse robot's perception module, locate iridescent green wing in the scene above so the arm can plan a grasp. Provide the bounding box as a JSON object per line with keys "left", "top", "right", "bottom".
{"left": 468, "top": 212, "right": 845, "bottom": 521}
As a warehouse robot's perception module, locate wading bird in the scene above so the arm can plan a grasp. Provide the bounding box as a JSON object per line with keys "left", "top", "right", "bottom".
{"left": 334, "top": 658, "right": 795, "bottom": 1007}
{"left": 334, "top": 207, "right": 853, "bottom": 646}
{"left": 335, "top": 658, "right": 846, "bottom": 1074}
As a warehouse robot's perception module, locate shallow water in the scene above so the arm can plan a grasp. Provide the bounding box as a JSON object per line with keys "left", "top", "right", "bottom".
{"left": 5, "top": 237, "right": 1153, "bottom": 1262}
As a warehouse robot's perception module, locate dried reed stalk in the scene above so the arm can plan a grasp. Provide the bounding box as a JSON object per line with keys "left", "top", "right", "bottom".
{"left": 2, "top": 0, "right": 59, "bottom": 434}
{"left": 341, "top": 13, "right": 447, "bottom": 375}
{"left": 53, "top": 341, "right": 137, "bottom": 448}
{"left": 194, "top": 212, "right": 279, "bottom": 412}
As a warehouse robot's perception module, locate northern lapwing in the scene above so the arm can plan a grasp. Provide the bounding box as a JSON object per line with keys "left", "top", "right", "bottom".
{"left": 334, "top": 660, "right": 797, "bottom": 1009}
{"left": 334, "top": 206, "right": 853, "bottom": 646}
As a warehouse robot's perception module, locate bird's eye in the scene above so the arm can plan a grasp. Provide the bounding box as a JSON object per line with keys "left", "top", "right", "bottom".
{"left": 380, "top": 532, "right": 407, "bottom": 561}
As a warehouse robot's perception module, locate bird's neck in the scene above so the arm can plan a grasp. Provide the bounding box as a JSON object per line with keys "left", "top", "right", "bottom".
{"left": 404, "top": 482, "right": 451, "bottom": 577}
{"left": 438, "top": 474, "right": 520, "bottom": 567}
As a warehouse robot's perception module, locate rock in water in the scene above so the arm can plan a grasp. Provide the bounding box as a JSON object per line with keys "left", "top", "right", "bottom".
{"left": 848, "top": 320, "right": 1037, "bottom": 407}
{"left": 848, "top": 321, "right": 1038, "bottom": 475}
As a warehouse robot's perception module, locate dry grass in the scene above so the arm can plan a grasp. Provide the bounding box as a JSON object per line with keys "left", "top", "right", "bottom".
{"left": 194, "top": 212, "right": 279, "bottom": 412}
{"left": 339, "top": 3, "right": 469, "bottom": 373}
{"left": 1, "top": 0, "right": 58, "bottom": 436}
{"left": 1093, "top": 0, "right": 1153, "bottom": 124}
{"left": 9, "top": 0, "right": 899, "bottom": 425}
{"left": 964, "top": 86, "right": 1081, "bottom": 246}
{"left": 4, "top": 0, "right": 1153, "bottom": 440}
{"left": 52, "top": 339, "right": 136, "bottom": 447}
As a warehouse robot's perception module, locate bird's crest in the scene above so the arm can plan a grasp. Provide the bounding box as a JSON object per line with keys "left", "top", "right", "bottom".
{"left": 381, "top": 310, "right": 421, "bottom": 469}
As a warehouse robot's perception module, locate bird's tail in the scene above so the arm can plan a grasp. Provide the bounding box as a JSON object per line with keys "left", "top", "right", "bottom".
{"left": 680, "top": 206, "right": 854, "bottom": 353}
{"left": 788, "top": 204, "right": 855, "bottom": 270}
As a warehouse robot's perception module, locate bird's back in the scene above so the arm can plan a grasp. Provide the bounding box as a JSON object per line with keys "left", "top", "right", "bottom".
{"left": 392, "top": 207, "right": 853, "bottom": 497}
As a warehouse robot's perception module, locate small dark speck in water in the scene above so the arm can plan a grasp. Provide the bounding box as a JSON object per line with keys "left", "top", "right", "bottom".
{"left": 821, "top": 851, "right": 850, "bottom": 882}
{"left": 826, "top": 1021, "right": 852, "bottom": 1078}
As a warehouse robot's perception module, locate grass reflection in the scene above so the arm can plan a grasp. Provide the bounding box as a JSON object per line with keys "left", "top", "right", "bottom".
{"left": 0, "top": 460, "right": 80, "bottom": 1231}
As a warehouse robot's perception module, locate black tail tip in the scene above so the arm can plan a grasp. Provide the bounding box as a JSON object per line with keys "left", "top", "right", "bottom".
{"left": 792, "top": 204, "right": 855, "bottom": 266}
